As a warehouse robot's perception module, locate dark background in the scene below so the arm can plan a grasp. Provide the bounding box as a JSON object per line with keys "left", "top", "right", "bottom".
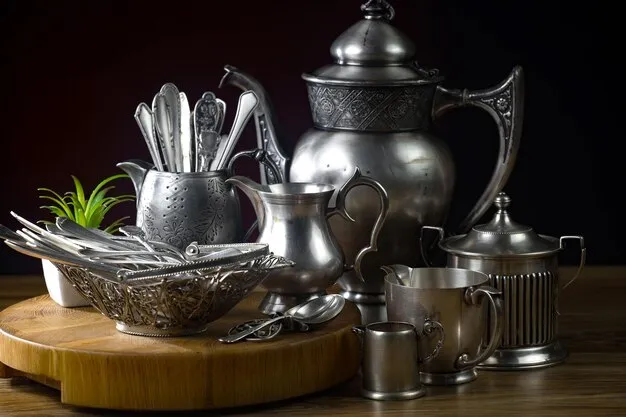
{"left": 0, "top": 0, "right": 621, "bottom": 274}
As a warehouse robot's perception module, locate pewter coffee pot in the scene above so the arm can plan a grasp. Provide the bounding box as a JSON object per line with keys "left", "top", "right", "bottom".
{"left": 422, "top": 192, "right": 586, "bottom": 370}
{"left": 219, "top": 0, "right": 524, "bottom": 317}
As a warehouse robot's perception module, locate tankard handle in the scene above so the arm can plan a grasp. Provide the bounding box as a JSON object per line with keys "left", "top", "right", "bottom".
{"left": 432, "top": 66, "right": 524, "bottom": 234}
{"left": 227, "top": 148, "right": 284, "bottom": 242}
{"left": 419, "top": 319, "right": 445, "bottom": 364}
{"left": 455, "top": 285, "right": 504, "bottom": 369}
{"left": 327, "top": 167, "right": 390, "bottom": 283}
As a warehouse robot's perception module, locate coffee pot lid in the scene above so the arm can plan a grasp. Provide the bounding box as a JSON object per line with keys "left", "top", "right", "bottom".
{"left": 439, "top": 192, "right": 560, "bottom": 258}
{"left": 302, "top": 0, "right": 442, "bottom": 85}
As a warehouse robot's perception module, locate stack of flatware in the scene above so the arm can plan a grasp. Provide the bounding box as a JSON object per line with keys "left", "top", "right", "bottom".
{"left": 134, "top": 83, "right": 259, "bottom": 173}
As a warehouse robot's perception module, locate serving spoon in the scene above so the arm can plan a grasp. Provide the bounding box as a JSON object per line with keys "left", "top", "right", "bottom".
{"left": 218, "top": 294, "right": 345, "bottom": 344}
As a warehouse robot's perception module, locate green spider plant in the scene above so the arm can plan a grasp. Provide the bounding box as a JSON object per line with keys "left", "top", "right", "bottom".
{"left": 38, "top": 174, "right": 135, "bottom": 234}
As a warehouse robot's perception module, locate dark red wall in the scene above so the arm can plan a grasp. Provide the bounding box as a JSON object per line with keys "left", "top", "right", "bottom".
{"left": 0, "top": 0, "right": 620, "bottom": 273}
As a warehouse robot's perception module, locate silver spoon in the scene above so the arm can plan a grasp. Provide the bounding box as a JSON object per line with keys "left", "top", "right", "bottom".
{"left": 218, "top": 294, "right": 345, "bottom": 344}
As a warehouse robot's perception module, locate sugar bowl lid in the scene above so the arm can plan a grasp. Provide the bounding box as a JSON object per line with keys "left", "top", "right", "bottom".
{"left": 302, "top": 0, "right": 443, "bottom": 85}
{"left": 439, "top": 193, "right": 560, "bottom": 258}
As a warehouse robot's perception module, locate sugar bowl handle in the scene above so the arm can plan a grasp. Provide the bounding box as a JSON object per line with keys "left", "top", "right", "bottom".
{"left": 455, "top": 285, "right": 504, "bottom": 369}
{"left": 327, "top": 167, "right": 390, "bottom": 283}
{"left": 559, "top": 235, "right": 586, "bottom": 290}
{"left": 433, "top": 66, "right": 524, "bottom": 234}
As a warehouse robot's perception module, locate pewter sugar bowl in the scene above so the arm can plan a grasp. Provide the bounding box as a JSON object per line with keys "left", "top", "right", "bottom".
{"left": 422, "top": 192, "right": 586, "bottom": 370}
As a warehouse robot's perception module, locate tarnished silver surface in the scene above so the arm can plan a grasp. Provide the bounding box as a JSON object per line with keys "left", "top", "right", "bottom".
{"left": 117, "top": 159, "right": 243, "bottom": 249}
{"left": 384, "top": 266, "right": 503, "bottom": 386}
{"left": 54, "top": 253, "right": 293, "bottom": 337}
{"left": 421, "top": 192, "right": 586, "bottom": 370}
{"left": 220, "top": 0, "right": 525, "bottom": 310}
{"left": 226, "top": 167, "right": 389, "bottom": 314}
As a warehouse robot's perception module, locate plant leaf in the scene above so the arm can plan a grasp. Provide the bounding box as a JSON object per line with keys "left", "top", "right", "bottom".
{"left": 37, "top": 194, "right": 74, "bottom": 219}
{"left": 84, "top": 186, "right": 115, "bottom": 221}
{"left": 86, "top": 174, "right": 131, "bottom": 211}
{"left": 71, "top": 175, "right": 86, "bottom": 211}
{"left": 39, "top": 205, "right": 71, "bottom": 219}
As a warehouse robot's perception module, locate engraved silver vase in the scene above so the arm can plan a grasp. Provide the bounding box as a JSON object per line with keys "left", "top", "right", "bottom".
{"left": 117, "top": 159, "right": 243, "bottom": 249}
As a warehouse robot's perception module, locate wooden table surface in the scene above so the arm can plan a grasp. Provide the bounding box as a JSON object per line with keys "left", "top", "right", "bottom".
{"left": 0, "top": 266, "right": 624, "bottom": 416}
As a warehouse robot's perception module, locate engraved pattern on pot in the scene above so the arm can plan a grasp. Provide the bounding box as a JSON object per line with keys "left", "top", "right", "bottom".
{"left": 487, "top": 271, "right": 557, "bottom": 347}
{"left": 307, "top": 85, "right": 435, "bottom": 131}
{"left": 479, "top": 86, "right": 513, "bottom": 138}
{"left": 138, "top": 177, "right": 227, "bottom": 247}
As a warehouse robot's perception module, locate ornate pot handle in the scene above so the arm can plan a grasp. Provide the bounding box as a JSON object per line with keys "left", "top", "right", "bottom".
{"left": 433, "top": 66, "right": 525, "bottom": 234}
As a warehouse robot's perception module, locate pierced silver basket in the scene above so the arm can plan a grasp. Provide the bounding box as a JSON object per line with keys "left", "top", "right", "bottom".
{"left": 55, "top": 253, "right": 293, "bottom": 337}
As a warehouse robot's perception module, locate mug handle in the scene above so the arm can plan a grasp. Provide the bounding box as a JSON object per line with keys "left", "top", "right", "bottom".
{"left": 418, "top": 318, "right": 445, "bottom": 364}
{"left": 455, "top": 285, "right": 504, "bottom": 369}
{"left": 327, "top": 167, "right": 390, "bottom": 283}
{"left": 226, "top": 149, "right": 284, "bottom": 242}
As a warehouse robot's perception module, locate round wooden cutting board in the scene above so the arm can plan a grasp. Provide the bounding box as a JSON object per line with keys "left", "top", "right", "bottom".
{"left": 0, "top": 293, "right": 361, "bottom": 411}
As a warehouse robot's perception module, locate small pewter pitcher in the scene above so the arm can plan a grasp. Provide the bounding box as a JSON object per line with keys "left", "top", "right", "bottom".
{"left": 226, "top": 168, "right": 389, "bottom": 314}
{"left": 421, "top": 192, "right": 586, "bottom": 370}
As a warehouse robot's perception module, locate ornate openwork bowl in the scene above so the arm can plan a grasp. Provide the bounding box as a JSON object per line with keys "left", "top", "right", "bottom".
{"left": 54, "top": 254, "right": 293, "bottom": 337}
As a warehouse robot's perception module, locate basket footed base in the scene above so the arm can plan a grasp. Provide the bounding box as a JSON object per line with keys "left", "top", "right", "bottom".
{"left": 478, "top": 341, "right": 569, "bottom": 370}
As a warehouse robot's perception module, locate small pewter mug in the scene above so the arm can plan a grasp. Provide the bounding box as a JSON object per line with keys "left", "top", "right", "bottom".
{"left": 384, "top": 266, "right": 503, "bottom": 386}
{"left": 352, "top": 322, "right": 436, "bottom": 401}
{"left": 421, "top": 192, "right": 586, "bottom": 370}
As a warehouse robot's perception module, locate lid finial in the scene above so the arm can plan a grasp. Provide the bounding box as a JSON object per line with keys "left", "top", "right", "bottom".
{"left": 494, "top": 192, "right": 511, "bottom": 210}
{"left": 361, "top": 0, "right": 395, "bottom": 21}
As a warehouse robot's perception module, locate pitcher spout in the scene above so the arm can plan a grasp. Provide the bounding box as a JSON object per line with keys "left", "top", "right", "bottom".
{"left": 116, "top": 159, "right": 153, "bottom": 201}
{"left": 381, "top": 264, "right": 413, "bottom": 285}
{"left": 225, "top": 176, "right": 270, "bottom": 230}
{"left": 219, "top": 65, "right": 290, "bottom": 185}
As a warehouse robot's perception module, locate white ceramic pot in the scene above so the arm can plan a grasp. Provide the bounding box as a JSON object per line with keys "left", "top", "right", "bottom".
{"left": 41, "top": 259, "right": 90, "bottom": 308}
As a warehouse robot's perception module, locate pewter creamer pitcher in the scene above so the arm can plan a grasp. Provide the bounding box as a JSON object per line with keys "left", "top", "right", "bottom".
{"left": 226, "top": 168, "right": 389, "bottom": 314}
{"left": 219, "top": 0, "right": 524, "bottom": 319}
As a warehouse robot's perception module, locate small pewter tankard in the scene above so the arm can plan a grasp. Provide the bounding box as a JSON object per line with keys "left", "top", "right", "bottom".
{"left": 422, "top": 192, "right": 586, "bottom": 370}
